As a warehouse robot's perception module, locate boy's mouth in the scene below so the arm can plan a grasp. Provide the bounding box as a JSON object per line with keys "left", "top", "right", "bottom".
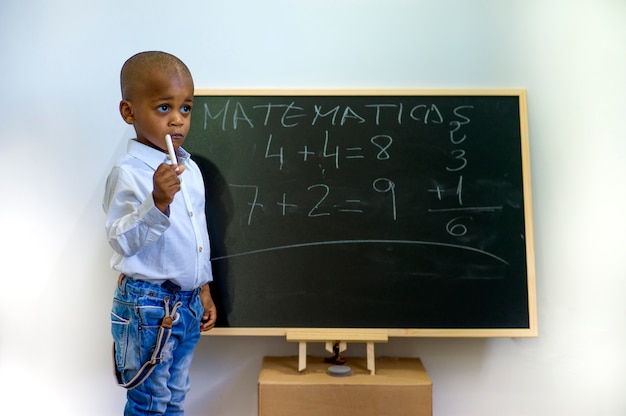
{"left": 168, "top": 133, "right": 184, "bottom": 142}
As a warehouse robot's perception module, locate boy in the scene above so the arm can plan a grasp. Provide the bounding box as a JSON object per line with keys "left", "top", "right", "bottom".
{"left": 103, "top": 51, "right": 216, "bottom": 415}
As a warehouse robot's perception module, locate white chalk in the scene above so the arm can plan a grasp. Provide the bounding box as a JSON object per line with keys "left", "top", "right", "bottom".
{"left": 164, "top": 134, "right": 179, "bottom": 171}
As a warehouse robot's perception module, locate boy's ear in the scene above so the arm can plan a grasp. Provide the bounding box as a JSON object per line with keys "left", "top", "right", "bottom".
{"left": 119, "top": 100, "right": 135, "bottom": 124}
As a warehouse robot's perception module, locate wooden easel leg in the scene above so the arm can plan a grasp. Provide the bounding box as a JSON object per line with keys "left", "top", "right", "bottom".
{"left": 366, "top": 342, "right": 375, "bottom": 375}
{"left": 298, "top": 342, "right": 307, "bottom": 372}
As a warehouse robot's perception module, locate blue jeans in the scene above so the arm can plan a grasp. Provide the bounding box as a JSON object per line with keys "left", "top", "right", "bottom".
{"left": 111, "top": 276, "right": 203, "bottom": 415}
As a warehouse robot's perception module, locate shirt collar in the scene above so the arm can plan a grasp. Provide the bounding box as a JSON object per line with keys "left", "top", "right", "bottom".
{"left": 127, "top": 139, "right": 191, "bottom": 170}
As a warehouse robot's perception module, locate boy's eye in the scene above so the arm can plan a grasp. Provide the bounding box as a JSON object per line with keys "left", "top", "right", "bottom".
{"left": 157, "top": 104, "right": 170, "bottom": 113}
{"left": 181, "top": 105, "right": 192, "bottom": 114}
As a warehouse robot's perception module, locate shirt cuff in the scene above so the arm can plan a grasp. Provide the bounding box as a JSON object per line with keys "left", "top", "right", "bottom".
{"left": 138, "top": 195, "right": 170, "bottom": 233}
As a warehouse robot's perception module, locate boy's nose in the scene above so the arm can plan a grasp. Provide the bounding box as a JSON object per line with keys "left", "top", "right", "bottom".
{"left": 169, "top": 114, "right": 184, "bottom": 126}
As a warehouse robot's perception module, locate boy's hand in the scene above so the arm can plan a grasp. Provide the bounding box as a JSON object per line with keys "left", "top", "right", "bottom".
{"left": 200, "top": 283, "right": 217, "bottom": 332}
{"left": 152, "top": 163, "right": 185, "bottom": 213}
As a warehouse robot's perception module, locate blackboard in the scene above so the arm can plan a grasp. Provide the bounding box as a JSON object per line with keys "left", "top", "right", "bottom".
{"left": 185, "top": 89, "right": 537, "bottom": 337}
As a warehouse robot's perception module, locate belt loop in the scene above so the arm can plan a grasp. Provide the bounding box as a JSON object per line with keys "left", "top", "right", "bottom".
{"left": 117, "top": 274, "right": 127, "bottom": 295}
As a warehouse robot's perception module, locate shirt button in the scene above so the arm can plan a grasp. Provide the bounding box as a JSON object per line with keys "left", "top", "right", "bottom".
{"left": 199, "top": 247, "right": 203, "bottom": 252}
{"left": 189, "top": 211, "right": 193, "bottom": 217}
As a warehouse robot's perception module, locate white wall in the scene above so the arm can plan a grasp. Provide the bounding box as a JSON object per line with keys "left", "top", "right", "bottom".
{"left": 0, "top": 0, "right": 624, "bottom": 415}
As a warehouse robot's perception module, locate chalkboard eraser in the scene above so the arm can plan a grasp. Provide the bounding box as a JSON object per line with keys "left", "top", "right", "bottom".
{"left": 328, "top": 365, "right": 351, "bottom": 377}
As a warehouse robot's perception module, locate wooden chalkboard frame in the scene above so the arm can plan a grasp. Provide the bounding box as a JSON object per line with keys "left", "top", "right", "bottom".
{"left": 193, "top": 89, "right": 537, "bottom": 338}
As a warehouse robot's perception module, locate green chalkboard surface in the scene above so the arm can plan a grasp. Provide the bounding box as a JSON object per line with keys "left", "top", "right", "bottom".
{"left": 185, "top": 90, "right": 536, "bottom": 337}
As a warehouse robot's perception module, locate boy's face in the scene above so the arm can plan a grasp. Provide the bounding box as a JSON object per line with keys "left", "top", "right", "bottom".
{"left": 120, "top": 70, "right": 194, "bottom": 153}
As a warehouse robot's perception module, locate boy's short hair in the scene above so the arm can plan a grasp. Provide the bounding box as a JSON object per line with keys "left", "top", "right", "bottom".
{"left": 120, "top": 51, "right": 193, "bottom": 100}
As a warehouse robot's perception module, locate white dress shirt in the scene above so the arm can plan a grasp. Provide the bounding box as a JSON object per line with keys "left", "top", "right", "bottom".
{"left": 103, "top": 139, "right": 213, "bottom": 290}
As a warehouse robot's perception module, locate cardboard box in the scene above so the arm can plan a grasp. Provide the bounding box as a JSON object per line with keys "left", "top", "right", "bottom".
{"left": 258, "top": 356, "right": 432, "bottom": 416}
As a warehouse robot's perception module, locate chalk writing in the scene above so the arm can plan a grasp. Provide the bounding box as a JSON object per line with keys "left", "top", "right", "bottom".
{"left": 372, "top": 178, "right": 397, "bottom": 220}
{"left": 230, "top": 179, "right": 399, "bottom": 221}
{"left": 193, "top": 96, "right": 523, "bottom": 271}
{"left": 202, "top": 100, "right": 473, "bottom": 131}
{"left": 204, "top": 99, "right": 508, "bottom": 248}
{"left": 210, "top": 239, "right": 510, "bottom": 265}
